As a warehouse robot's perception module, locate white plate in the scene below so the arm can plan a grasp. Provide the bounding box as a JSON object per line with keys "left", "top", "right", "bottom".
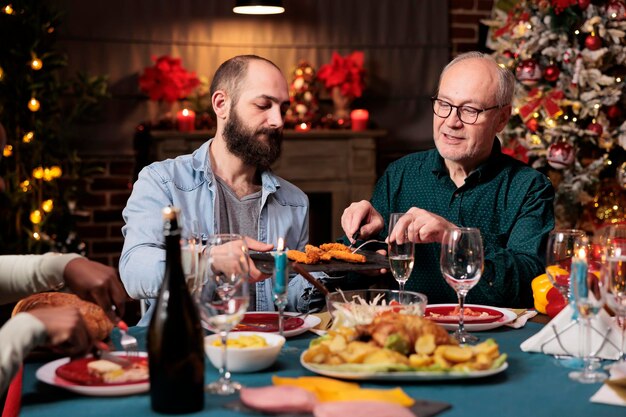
{"left": 300, "top": 352, "right": 508, "bottom": 381}
{"left": 234, "top": 312, "right": 321, "bottom": 338}
{"left": 36, "top": 352, "right": 149, "bottom": 396}
{"left": 426, "top": 304, "right": 517, "bottom": 331}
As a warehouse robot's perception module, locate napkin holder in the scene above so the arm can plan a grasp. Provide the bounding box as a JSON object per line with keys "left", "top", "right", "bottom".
{"left": 520, "top": 305, "right": 621, "bottom": 360}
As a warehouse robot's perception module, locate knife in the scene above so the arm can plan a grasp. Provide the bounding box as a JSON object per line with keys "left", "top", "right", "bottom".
{"left": 94, "top": 341, "right": 133, "bottom": 369}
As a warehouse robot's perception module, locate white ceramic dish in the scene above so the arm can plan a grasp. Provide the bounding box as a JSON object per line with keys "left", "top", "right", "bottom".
{"left": 36, "top": 352, "right": 149, "bottom": 396}
{"left": 300, "top": 352, "right": 508, "bottom": 381}
{"left": 425, "top": 304, "right": 517, "bottom": 331}
{"left": 204, "top": 331, "right": 285, "bottom": 373}
{"left": 233, "top": 312, "right": 321, "bottom": 338}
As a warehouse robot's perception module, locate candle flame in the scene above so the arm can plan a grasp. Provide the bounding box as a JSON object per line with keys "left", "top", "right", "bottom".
{"left": 577, "top": 245, "right": 587, "bottom": 260}
{"left": 182, "top": 108, "right": 190, "bottom": 116}
{"left": 277, "top": 237, "right": 285, "bottom": 252}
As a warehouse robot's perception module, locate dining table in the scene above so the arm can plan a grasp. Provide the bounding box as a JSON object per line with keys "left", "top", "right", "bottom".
{"left": 18, "top": 316, "right": 624, "bottom": 417}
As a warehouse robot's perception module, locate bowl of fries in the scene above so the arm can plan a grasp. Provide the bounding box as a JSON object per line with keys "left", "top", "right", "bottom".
{"left": 326, "top": 289, "right": 427, "bottom": 328}
{"left": 204, "top": 332, "right": 285, "bottom": 373}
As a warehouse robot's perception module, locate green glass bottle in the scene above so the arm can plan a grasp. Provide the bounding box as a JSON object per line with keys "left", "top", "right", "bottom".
{"left": 147, "top": 206, "right": 204, "bottom": 413}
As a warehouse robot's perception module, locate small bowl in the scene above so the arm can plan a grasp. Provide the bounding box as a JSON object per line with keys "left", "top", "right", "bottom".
{"left": 204, "top": 331, "right": 285, "bottom": 373}
{"left": 326, "top": 289, "right": 428, "bottom": 326}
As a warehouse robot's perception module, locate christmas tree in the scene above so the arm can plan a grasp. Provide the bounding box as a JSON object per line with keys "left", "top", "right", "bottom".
{"left": 484, "top": 0, "right": 626, "bottom": 230}
{"left": 0, "top": 1, "right": 108, "bottom": 254}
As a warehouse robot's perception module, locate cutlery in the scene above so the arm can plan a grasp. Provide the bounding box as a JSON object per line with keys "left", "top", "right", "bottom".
{"left": 117, "top": 320, "right": 139, "bottom": 357}
{"left": 350, "top": 239, "right": 386, "bottom": 254}
{"left": 94, "top": 341, "right": 133, "bottom": 368}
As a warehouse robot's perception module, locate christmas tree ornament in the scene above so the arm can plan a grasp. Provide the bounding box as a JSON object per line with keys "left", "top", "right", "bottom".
{"left": 543, "top": 64, "right": 560, "bottom": 82}
{"left": 29, "top": 210, "right": 42, "bottom": 225}
{"left": 28, "top": 97, "right": 40, "bottom": 112}
{"left": 607, "top": 0, "right": 626, "bottom": 20}
{"left": 584, "top": 34, "right": 602, "bottom": 51}
{"left": 285, "top": 61, "right": 319, "bottom": 127}
{"left": 617, "top": 162, "right": 626, "bottom": 189}
{"left": 22, "top": 131, "right": 34, "bottom": 143}
{"left": 527, "top": 117, "right": 539, "bottom": 132}
{"left": 607, "top": 104, "right": 622, "bottom": 121}
{"left": 578, "top": 0, "right": 590, "bottom": 10}
{"left": 592, "top": 179, "right": 626, "bottom": 225}
{"left": 515, "top": 59, "right": 542, "bottom": 86}
{"left": 547, "top": 140, "right": 575, "bottom": 169}
{"left": 41, "top": 199, "right": 54, "bottom": 213}
{"left": 30, "top": 57, "right": 42, "bottom": 70}
{"left": 586, "top": 122, "right": 603, "bottom": 136}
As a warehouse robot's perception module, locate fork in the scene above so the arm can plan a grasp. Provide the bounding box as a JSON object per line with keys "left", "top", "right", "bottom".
{"left": 350, "top": 239, "right": 387, "bottom": 254}
{"left": 117, "top": 320, "right": 139, "bottom": 357}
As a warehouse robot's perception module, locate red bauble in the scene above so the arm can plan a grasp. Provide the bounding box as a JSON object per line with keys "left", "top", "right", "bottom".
{"left": 515, "top": 59, "right": 542, "bottom": 86}
{"left": 527, "top": 118, "right": 539, "bottom": 132}
{"left": 578, "top": 0, "right": 591, "bottom": 10}
{"left": 503, "top": 50, "right": 515, "bottom": 59}
{"left": 586, "top": 122, "right": 603, "bottom": 136}
{"left": 547, "top": 141, "right": 575, "bottom": 169}
{"left": 607, "top": 0, "right": 626, "bottom": 20}
{"left": 543, "top": 64, "right": 560, "bottom": 82}
{"left": 607, "top": 105, "right": 622, "bottom": 121}
{"left": 585, "top": 35, "right": 602, "bottom": 51}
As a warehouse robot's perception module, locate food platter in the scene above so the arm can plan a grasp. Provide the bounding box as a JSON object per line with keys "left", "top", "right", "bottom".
{"left": 36, "top": 352, "right": 149, "bottom": 396}
{"left": 425, "top": 304, "right": 517, "bottom": 331}
{"left": 250, "top": 250, "right": 389, "bottom": 274}
{"left": 232, "top": 312, "right": 321, "bottom": 338}
{"left": 300, "top": 352, "right": 508, "bottom": 381}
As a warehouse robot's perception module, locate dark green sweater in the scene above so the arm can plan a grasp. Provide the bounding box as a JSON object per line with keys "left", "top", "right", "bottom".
{"left": 370, "top": 139, "right": 555, "bottom": 307}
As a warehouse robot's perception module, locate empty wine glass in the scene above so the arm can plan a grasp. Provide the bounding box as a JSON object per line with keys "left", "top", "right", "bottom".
{"left": 546, "top": 229, "right": 586, "bottom": 303}
{"left": 569, "top": 235, "right": 608, "bottom": 383}
{"left": 196, "top": 234, "right": 250, "bottom": 395}
{"left": 440, "top": 227, "right": 483, "bottom": 344}
{"left": 388, "top": 213, "right": 415, "bottom": 297}
{"left": 600, "top": 225, "right": 626, "bottom": 364}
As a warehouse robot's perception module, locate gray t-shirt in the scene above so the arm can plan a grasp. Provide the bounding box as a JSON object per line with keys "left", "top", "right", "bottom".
{"left": 214, "top": 175, "right": 262, "bottom": 309}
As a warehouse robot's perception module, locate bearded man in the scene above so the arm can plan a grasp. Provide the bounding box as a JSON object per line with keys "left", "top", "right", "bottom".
{"left": 121, "top": 55, "right": 314, "bottom": 324}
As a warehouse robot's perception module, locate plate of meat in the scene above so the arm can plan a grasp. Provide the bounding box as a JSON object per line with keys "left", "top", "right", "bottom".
{"left": 425, "top": 304, "right": 517, "bottom": 331}
{"left": 251, "top": 243, "right": 389, "bottom": 274}
{"left": 36, "top": 352, "right": 149, "bottom": 396}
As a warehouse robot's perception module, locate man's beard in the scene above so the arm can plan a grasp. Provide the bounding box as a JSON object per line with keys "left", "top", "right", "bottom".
{"left": 223, "top": 108, "right": 283, "bottom": 171}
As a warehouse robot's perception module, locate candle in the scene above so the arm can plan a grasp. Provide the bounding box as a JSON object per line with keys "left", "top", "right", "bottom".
{"left": 350, "top": 109, "right": 369, "bottom": 131}
{"left": 570, "top": 243, "right": 588, "bottom": 313}
{"left": 273, "top": 237, "right": 287, "bottom": 294}
{"left": 295, "top": 122, "right": 311, "bottom": 131}
{"left": 176, "top": 108, "right": 196, "bottom": 132}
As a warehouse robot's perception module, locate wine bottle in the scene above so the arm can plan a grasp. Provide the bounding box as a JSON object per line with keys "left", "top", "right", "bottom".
{"left": 147, "top": 206, "right": 205, "bottom": 414}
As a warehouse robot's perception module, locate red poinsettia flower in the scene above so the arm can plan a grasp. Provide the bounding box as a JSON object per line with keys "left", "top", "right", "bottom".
{"left": 139, "top": 55, "right": 200, "bottom": 103}
{"left": 317, "top": 51, "right": 366, "bottom": 99}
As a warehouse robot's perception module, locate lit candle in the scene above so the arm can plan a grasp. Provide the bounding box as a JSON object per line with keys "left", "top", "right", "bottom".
{"left": 570, "top": 244, "right": 588, "bottom": 306}
{"left": 176, "top": 108, "right": 196, "bottom": 132}
{"left": 350, "top": 109, "right": 369, "bottom": 131}
{"left": 294, "top": 122, "right": 310, "bottom": 131}
{"left": 273, "top": 237, "right": 287, "bottom": 294}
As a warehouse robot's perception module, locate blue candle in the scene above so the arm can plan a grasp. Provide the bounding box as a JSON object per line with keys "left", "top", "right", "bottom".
{"left": 273, "top": 238, "right": 287, "bottom": 295}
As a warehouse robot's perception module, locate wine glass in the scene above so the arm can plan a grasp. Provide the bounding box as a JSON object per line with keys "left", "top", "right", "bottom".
{"left": 569, "top": 235, "right": 608, "bottom": 383}
{"left": 388, "top": 213, "right": 415, "bottom": 297}
{"left": 600, "top": 224, "right": 626, "bottom": 364}
{"left": 440, "top": 227, "right": 483, "bottom": 344}
{"left": 181, "top": 235, "right": 203, "bottom": 296}
{"left": 545, "top": 229, "right": 587, "bottom": 304}
{"left": 196, "top": 234, "right": 250, "bottom": 395}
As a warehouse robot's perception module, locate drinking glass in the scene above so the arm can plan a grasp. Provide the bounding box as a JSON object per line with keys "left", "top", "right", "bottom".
{"left": 388, "top": 213, "right": 415, "bottom": 296}
{"left": 569, "top": 235, "right": 608, "bottom": 383}
{"left": 440, "top": 227, "right": 483, "bottom": 343}
{"left": 181, "top": 235, "right": 203, "bottom": 296}
{"left": 196, "top": 234, "right": 250, "bottom": 395}
{"left": 600, "top": 225, "right": 626, "bottom": 364}
{"left": 546, "top": 229, "right": 586, "bottom": 302}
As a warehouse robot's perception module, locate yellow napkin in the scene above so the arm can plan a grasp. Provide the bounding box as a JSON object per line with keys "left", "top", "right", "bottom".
{"left": 607, "top": 377, "right": 626, "bottom": 402}
{"left": 272, "top": 376, "right": 414, "bottom": 406}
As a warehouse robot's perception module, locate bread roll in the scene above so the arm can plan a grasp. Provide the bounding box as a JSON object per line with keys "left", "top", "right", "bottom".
{"left": 13, "top": 292, "right": 113, "bottom": 340}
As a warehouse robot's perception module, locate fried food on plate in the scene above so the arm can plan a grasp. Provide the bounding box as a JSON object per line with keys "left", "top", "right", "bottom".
{"left": 287, "top": 243, "right": 366, "bottom": 265}
{"left": 319, "top": 243, "right": 351, "bottom": 253}
{"left": 325, "top": 250, "right": 366, "bottom": 264}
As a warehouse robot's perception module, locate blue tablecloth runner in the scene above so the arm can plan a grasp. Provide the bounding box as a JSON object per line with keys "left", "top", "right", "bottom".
{"left": 19, "top": 322, "right": 623, "bottom": 417}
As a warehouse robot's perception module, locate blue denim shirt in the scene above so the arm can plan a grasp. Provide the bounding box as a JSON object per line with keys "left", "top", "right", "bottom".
{"left": 120, "top": 139, "right": 320, "bottom": 325}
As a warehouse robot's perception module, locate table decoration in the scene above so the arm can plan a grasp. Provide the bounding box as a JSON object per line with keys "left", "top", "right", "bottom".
{"left": 317, "top": 51, "right": 366, "bottom": 120}
{"left": 176, "top": 107, "right": 196, "bottom": 132}
{"left": 350, "top": 109, "right": 369, "bottom": 131}
{"left": 272, "top": 238, "right": 288, "bottom": 336}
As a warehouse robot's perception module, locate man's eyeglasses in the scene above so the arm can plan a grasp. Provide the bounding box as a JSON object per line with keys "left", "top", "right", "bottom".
{"left": 430, "top": 97, "right": 501, "bottom": 125}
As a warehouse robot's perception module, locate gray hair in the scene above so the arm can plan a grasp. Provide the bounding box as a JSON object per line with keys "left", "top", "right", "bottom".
{"left": 438, "top": 51, "right": 515, "bottom": 107}
{"left": 209, "top": 55, "right": 281, "bottom": 106}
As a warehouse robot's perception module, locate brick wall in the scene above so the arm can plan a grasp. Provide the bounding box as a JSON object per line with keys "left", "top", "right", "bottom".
{"left": 450, "top": 0, "right": 495, "bottom": 56}
{"left": 75, "top": 154, "right": 135, "bottom": 267}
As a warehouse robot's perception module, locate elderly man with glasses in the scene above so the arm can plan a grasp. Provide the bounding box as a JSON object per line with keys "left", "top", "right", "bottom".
{"left": 341, "top": 51, "right": 555, "bottom": 308}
